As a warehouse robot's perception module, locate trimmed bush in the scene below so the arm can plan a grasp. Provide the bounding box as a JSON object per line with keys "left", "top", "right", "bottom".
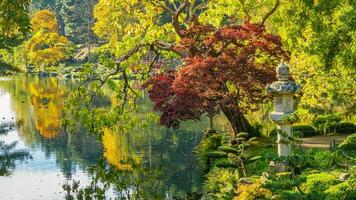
{"left": 312, "top": 114, "right": 341, "bottom": 134}
{"left": 293, "top": 125, "right": 317, "bottom": 137}
{"left": 335, "top": 122, "right": 356, "bottom": 134}
{"left": 338, "top": 133, "right": 356, "bottom": 150}
{"left": 270, "top": 125, "right": 317, "bottom": 137}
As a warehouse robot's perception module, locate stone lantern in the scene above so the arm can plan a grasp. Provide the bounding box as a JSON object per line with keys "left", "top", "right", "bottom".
{"left": 266, "top": 62, "right": 300, "bottom": 157}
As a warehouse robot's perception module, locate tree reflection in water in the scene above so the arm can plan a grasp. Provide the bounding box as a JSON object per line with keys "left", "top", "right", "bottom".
{"left": 0, "top": 128, "right": 32, "bottom": 176}
{"left": 63, "top": 127, "right": 204, "bottom": 199}
{"left": 30, "top": 77, "right": 65, "bottom": 139}
{"left": 0, "top": 76, "right": 228, "bottom": 198}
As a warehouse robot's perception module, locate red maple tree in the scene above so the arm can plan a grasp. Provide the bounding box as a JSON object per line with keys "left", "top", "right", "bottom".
{"left": 144, "top": 20, "right": 289, "bottom": 140}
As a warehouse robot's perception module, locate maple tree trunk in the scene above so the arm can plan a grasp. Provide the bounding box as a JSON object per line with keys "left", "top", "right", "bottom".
{"left": 221, "top": 108, "right": 258, "bottom": 142}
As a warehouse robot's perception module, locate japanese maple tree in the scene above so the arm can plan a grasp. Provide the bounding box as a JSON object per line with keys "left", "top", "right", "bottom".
{"left": 145, "top": 20, "right": 288, "bottom": 139}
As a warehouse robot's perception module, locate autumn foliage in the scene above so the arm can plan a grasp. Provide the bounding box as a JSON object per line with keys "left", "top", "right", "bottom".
{"left": 145, "top": 21, "right": 288, "bottom": 137}
{"left": 24, "top": 10, "right": 71, "bottom": 69}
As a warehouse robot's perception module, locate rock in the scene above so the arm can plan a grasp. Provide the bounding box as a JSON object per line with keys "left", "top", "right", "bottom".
{"left": 339, "top": 173, "right": 350, "bottom": 181}
{"left": 238, "top": 177, "right": 254, "bottom": 184}
{"left": 260, "top": 172, "right": 270, "bottom": 182}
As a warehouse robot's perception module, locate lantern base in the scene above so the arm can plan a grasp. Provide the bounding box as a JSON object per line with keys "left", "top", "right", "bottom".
{"left": 269, "top": 161, "right": 291, "bottom": 173}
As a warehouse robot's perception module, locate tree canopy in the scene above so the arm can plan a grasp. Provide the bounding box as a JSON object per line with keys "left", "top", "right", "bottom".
{"left": 0, "top": 0, "right": 31, "bottom": 49}
{"left": 145, "top": 21, "right": 287, "bottom": 137}
{"left": 24, "top": 10, "right": 71, "bottom": 69}
{"left": 275, "top": 0, "right": 356, "bottom": 120}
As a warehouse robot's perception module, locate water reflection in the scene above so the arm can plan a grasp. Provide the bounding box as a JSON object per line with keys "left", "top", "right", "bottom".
{"left": 30, "top": 77, "right": 64, "bottom": 138}
{"left": 0, "top": 129, "right": 32, "bottom": 176}
{"left": 0, "top": 75, "right": 231, "bottom": 199}
{"left": 102, "top": 128, "right": 141, "bottom": 171}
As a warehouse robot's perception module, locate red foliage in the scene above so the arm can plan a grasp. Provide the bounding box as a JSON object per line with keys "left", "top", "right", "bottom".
{"left": 145, "top": 21, "right": 289, "bottom": 132}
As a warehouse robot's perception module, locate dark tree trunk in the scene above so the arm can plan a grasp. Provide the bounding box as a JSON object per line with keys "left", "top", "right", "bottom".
{"left": 221, "top": 108, "right": 259, "bottom": 141}
{"left": 57, "top": 15, "right": 66, "bottom": 36}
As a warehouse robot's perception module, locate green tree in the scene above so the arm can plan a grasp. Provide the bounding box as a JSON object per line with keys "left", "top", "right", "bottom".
{"left": 66, "top": 0, "right": 282, "bottom": 137}
{"left": 0, "top": 0, "right": 31, "bottom": 49}
{"left": 275, "top": 0, "right": 356, "bottom": 121}
{"left": 61, "top": 0, "right": 97, "bottom": 45}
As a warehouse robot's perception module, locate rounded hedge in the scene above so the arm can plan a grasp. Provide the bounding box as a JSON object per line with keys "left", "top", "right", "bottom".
{"left": 293, "top": 125, "right": 317, "bottom": 137}
{"left": 335, "top": 122, "right": 356, "bottom": 134}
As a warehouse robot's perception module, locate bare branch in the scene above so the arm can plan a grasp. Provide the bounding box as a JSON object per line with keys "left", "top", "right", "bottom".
{"left": 153, "top": 41, "right": 186, "bottom": 57}
{"left": 148, "top": 54, "right": 159, "bottom": 74}
{"left": 151, "top": 0, "right": 175, "bottom": 16}
{"left": 261, "top": 0, "right": 280, "bottom": 25}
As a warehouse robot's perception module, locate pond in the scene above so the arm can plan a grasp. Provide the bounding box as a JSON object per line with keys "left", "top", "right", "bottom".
{"left": 0, "top": 75, "right": 232, "bottom": 199}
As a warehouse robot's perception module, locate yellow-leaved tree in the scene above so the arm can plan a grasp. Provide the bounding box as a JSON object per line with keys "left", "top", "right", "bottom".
{"left": 24, "top": 10, "right": 71, "bottom": 71}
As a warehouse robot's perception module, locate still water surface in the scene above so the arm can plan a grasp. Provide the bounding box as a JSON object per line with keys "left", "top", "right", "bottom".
{"left": 0, "top": 75, "right": 230, "bottom": 199}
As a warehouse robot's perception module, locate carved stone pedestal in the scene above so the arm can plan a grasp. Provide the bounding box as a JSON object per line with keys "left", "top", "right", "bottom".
{"left": 266, "top": 62, "right": 300, "bottom": 172}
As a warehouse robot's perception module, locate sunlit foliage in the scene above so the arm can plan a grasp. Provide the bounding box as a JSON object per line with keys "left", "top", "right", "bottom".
{"left": 24, "top": 10, "right": 71, "bottom": 70}
{"left": 275, "top": 0, "right": 356, "bottom": 121}
{"left": 0, "top": 0, "right": 31, "bottom": 49}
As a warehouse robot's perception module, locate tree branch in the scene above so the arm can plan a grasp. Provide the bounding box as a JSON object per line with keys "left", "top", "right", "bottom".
{"left": 152, "top": 0, "right": 189, "bottom": 38}
{"left": 151, "top": 0, "right": 175, "bottom": 16}
{"left": 173, "top": 1, "right": 189, "bottom": 38}
{"left": 153, "top": 41, "right": 185, "bottom": 57}
{"left": 261, "top": 0, "right": 280, "bottom": 25}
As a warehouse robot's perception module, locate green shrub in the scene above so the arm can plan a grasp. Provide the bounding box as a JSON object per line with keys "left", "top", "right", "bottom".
{"left": 325, "top": 178, "right": 356, "bottom": 200}
{"left": 218, "top": 145, "right": 240, "bottom": 154}
{"left": 235, "top": 180, "right": 273, "bottom": 200}
{"left": 205, "top": 151, "right": 228, "bottom": 159}
{"left": 268, "top": 128, "right": 278, "bottom": 137}
{"left": 196, "top": 134, "right": 223, "bottom": 153}
{"left": 214, "top": 158, "right": 237, "bottom": 168}
{"left": 246, "top": 149, "right": 277, "bottom": 176}
{"left": 302, "top": 172, "right": 338, "bottom": 193}
{"left": 196, "top": 134, "right": 224, "bottom": 172}
{"left": 338, "top": 133, "right": 356, "bottom": 150}
{"left": 309, "top": 150, "right": 341, "bottom": 169}
{"left": 265, "top": 174, "right": 305, "bottom": 191}
{"left": 312, "top": 114, "right": 341, "bottom": 134}
{"left": 270, "top": 125, "right": 317, "bottom": 137}
{"left": 291, "top": 149, "right": 350, "bottom": 171}
{"left": 335, "top": 122, "right": 356, "bottom": 134}
{"left": 202, "top": 168, "right": 239, "bottom": 200}
{"left": 299, "top": 172, "right": 340, "bottom": 199}
{"left": 293, "top": 125, "right": 317, "bottom": 137}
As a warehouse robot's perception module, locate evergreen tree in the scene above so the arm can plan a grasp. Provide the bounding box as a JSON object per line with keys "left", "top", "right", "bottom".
{"left": 61, "top": 0, "right": 97, "bottom": 45}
